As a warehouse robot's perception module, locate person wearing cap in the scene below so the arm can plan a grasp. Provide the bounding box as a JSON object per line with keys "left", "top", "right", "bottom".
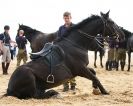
{"left": 16, "top": 30, "right": 27, "bottom": 67}
{"left": 0, "top": 25, "right": 15, "bottom": 75}
{"left": 57, "top": 12, "right": 76, "bottom": 92}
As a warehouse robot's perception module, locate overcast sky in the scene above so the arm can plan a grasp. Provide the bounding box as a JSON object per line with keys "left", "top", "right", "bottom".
{"left": 0, "top": 0, "right": 133, "bottom": 40}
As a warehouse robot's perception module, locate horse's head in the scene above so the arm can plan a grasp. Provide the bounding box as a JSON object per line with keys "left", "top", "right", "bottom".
{"left": 100, "top": 11, "right": 125, "bottom": 40}
{"left": 17, "top": 24, "right": 39, "bottom": 43}
{"left": 18, "top": 24, "right": 35, "bottom": 36}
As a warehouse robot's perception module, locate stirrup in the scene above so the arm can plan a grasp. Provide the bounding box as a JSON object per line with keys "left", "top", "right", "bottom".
{"left": 47, "top": 74, "right": 54, "bottom": 83}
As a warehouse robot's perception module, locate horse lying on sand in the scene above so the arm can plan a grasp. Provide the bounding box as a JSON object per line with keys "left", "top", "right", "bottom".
{"left": 6, "top": 11, "right": 125, "bottom": 99}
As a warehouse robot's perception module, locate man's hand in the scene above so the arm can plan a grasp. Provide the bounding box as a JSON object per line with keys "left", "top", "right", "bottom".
{"left": 0, "top": 50, "right": 3, "bottom": 56}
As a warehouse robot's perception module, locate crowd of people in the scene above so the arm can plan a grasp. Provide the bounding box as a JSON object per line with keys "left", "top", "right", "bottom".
{"left": 0, "top": 25, "right": 28, "bottom": 75}
{"left": 0, "top": 11, "right": 128, "bottom": 93}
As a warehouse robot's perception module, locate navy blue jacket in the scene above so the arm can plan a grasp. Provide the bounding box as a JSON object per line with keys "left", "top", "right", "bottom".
{"left": 0, "top": 32, "right": 11, "bottom": 45}
{"left": 16, "top": 36, "right": 27, "bottom": 49}
{"left": 58, "top": 23, "right": 74, "bottom": 38}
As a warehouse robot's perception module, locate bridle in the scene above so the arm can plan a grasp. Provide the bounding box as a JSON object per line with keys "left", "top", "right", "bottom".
{"left": 77, "top": 16, "right": 119, "bottom": 49}
{"left": 62, "top": 16, "right": 120, "bottom": 51}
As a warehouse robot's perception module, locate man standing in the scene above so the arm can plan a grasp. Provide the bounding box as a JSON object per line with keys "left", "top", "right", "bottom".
{"left": 115, "top": 38, "right": 127, "bottom": 71}
{"left": 58, "top": 12, "right": 76, "bottom": 92}
{"left": 16, "top": 30, "right": 27, "bottom": 67}
{"left": 105, "top": 36, "right": 118, "bottom": 71}
{"left": 0, "top": 25, "right": 13, "bottom": 75}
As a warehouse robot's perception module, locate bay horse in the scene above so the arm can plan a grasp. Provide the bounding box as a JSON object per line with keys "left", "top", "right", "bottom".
{"left": 6, "top": 11, "right": 125, "bottom": 99}
{"left": 18, "top": 25, "right": 105, "bottom": 68}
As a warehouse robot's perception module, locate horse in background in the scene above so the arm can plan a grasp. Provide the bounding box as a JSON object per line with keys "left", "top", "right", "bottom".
{"left": 18, "top": 24, "right": 57, "bottom": 52}
{"left": 93, "top": 34, "right": 105, "bottom": 68}
{"left": 6, "top": 11, "right": 125, "bottom": 99}
{"left": 121, "top": 28, "right": 133, "bottom": 71}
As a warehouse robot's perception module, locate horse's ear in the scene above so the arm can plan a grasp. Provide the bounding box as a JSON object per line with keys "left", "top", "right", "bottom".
{"left": 100, "top": 10, "right": 110, "bottom": 20}
{"left": 100, "top": 12, "right": 104, "bottom": 17}
{"left": 18, "top": 23, "right": 20, "bottom": 27}
{"left": 105, "top": 10, "right": 110, "bottom": 18}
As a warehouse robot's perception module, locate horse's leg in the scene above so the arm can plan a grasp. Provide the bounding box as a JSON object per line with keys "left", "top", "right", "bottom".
{"left": 94, "top": 51, "right": 97, "bottom": 68}
{"left": 79, "top": 67, "right": 108, "bottom": 94}
{"left": 34, "top": 79, "right": 60, "bottom": 99}
{"left": 127, "top": 51, "right": 131, "bottom": 71}
{"left": 100, "top": 51, "right": 103, "bottom": 68}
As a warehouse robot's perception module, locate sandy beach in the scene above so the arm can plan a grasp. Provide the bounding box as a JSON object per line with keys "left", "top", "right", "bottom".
{"left": 0, "top": 51, "right": 133, "bottom": 106}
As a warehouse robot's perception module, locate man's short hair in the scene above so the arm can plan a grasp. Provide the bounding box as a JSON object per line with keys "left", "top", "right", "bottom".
{"left": 63, "top": 12, "right": 71, "bottom": 17}
{"left": 4, "top": 25, "right": 10, "bottom": 30}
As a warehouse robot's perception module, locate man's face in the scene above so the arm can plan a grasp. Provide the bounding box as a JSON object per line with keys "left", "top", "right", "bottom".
{"left": 5, "top": 29, "right": 9, "bottom": 34}
{"left": 19, "top": 31, "right": 24, "bottom": 36}
{"left": 63, "top": 15, "right": 72, "bottom": 25}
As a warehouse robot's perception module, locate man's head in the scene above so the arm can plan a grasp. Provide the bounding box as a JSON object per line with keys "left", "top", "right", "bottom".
{"left": 19, "top": 30, "right": 24, "bottom": 36}
{"left": 4, "top": 25, "right": 10, "bottom": 34}
{"left": 63, "top": 12, "right": 72, "bottom": 26}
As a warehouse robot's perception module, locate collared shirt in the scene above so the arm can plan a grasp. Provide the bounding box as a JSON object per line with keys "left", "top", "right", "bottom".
{"left": 58, "top": 23, "right": 74, "bottom": 38}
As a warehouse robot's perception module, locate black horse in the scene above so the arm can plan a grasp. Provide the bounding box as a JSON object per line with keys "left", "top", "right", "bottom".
{"left": 18, "top": 25, "right": 105, "bottom": 68}
{"left": 6, "top": 11, "right": 125, "bottom": 99}
{"left": 93, "top": 34, "right": 105, "bottom": 68}
{"left": 121, "top": 28, "right": 133, "bottom": 71}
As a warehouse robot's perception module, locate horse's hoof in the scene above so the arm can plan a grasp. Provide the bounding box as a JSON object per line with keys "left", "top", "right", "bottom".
{"left": 94, "top": 66, "right": 97, "bottom": 68}
{"left": 92, "top": 89, "right": 101, "bottom": 95}
{"left": 102, "top": 90, "right": 109, "bottom": 95}
{"left": 52, "top": 94, "right": 63, "bottom": 99}
{"left": 103, "top": 92, "right": 109, "bottom": 95}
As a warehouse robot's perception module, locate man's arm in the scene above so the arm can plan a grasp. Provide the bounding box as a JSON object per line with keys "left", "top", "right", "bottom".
{"left": 0, "top": 40, "right": 3, "bottom": 51}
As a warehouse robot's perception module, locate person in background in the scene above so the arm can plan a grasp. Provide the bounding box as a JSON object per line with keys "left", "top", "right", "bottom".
{"left": 16, "top": 30, "right": 27, "bottom": 67}
{"left": 105, "top": 36, "right": 118, "bottom": 71}
{"left": 115, "top": 38, "right": 127, "bottom": 71}
{"left": 0, "top": 25, "right": 15, "bottom": 75}
{"left": 57, "top": 11, "right": 76, "bottom": 92}
{"left": 10, "top": 42, "right": 17, "bottom": 60}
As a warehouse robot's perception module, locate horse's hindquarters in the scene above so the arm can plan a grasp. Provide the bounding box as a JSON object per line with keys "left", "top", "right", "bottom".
{"left": 7, "top": 66, "right": 36, "bottom": 99}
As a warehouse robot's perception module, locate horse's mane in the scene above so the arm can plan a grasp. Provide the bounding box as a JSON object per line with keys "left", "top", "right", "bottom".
{"left": 121, "top": 27, "right": 132, "bottom": 38}
{"left": 20, "top": 25, "right": 44, "bottom": 34}
{"left": 63, "top": 15, "right": 101, "bottom": 37}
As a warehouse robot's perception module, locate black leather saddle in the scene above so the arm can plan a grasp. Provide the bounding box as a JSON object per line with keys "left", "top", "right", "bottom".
{"left": 30, "top": 43, "right": 65, "bottom": 66}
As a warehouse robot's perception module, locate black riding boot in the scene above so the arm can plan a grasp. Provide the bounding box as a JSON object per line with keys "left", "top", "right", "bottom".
{"left": 105, "top": 61, "right": 109, "bottom": 70}
{"left": 120, "top": 62, "right": 125, "bottom": 71}
{"left": 115, "top": 62, "right": 119, "bottom": 71}
{"left": 2, "top": 62, "right": 6, "bottom": 75}
{"left": 5, "top": 63, "right": 10, "bottom": 74}
{"left": 63, "top": 82, "right": 69, "bottom": 92}
{"left": 108, "top": 61, "right": 112, "bottom": 71}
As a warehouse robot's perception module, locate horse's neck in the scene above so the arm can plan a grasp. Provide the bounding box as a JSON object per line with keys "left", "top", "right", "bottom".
{"left": 25, "top": 31, "right": 38, "bottom": 43}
